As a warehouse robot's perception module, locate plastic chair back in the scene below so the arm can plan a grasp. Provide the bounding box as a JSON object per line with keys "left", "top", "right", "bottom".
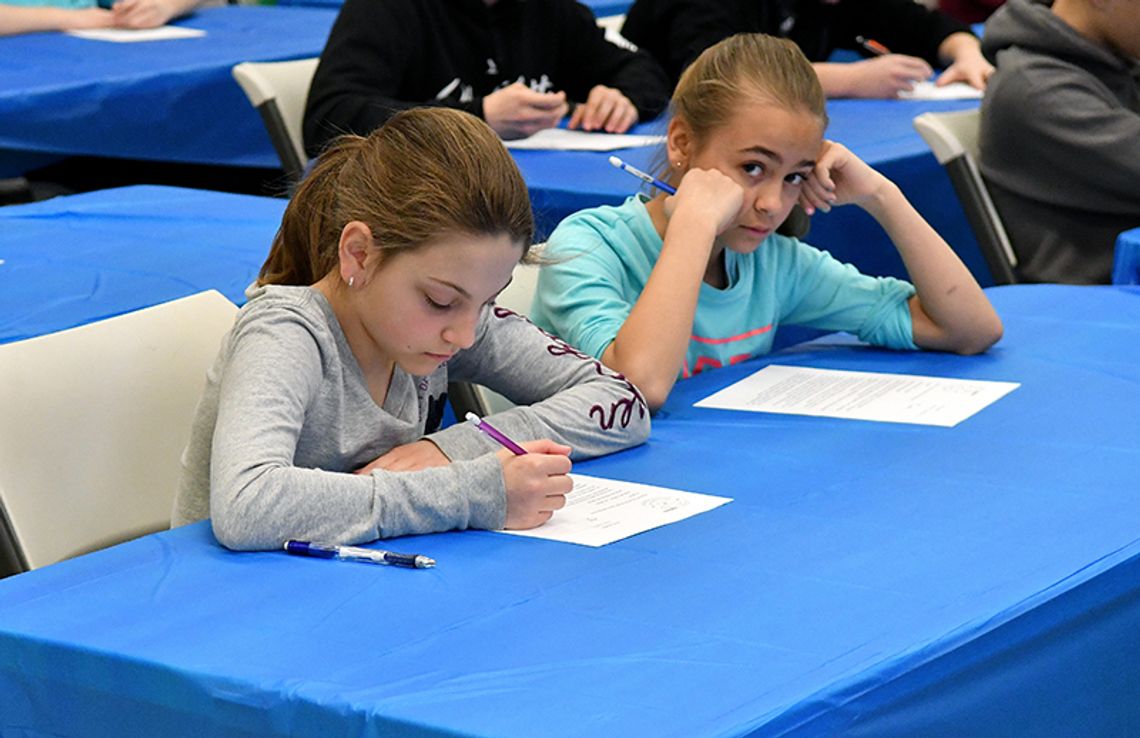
{"left": 0, "top": 291, "right": 237, "bottom": 576}
{"left": 232, "top": 58, "right": 319, "bottom": 182}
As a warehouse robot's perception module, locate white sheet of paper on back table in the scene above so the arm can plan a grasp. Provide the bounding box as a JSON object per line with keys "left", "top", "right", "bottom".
{"left": 694, "top": 365, "right": 1019, "bottom": 427}
{"left": 498, "top": 474, "right": 731, "bottom": 547}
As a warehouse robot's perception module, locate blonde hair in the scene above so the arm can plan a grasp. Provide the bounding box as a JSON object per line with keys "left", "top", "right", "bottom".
{"left": 260, "top": 107, "right": 536, "bottom": 286}
{"left": 673, "top": 33, "right": 828, "bottom": 147}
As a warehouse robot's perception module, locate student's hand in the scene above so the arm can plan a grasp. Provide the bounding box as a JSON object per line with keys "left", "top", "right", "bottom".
{"left": 798, "top": 140, "right": 890, "bottom": 215}
{"left": 483, "top": 82, "right": 569, "bottom": 140}
{"left": 354, "top": 440, "right": 450, "bottom": 474}
{"left": 111, "top": 0, "right": 180, "bottom": 28}
{"left": 567, "top": 85, "right": 639, "bottom": 133}
{"left": 663, "top": 168, "right": 745, "bottom": 237}
{"left": 58, "top": 6, "right": 115, "bottom": 29}
{"left": 935, "top": 49, "right": 994, "bottom": 90}
{"left": 499, "top": 439, "right": 572, "bottom": 529}
{"left": 846, "top": 55, "right": 933, "bottom": 98}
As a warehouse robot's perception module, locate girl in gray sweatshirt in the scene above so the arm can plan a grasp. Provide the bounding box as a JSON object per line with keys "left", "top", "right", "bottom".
{"left": 173, "top": 108, "right": 649, "bottom": 551}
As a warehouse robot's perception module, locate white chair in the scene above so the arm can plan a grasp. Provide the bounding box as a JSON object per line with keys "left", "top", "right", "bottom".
{"left": 232, "top": 58, "right": 319, "bottom": 183}
{"left": 449, "top": 263, "right": 542, "bottom": 419}
{"left": 913, "top": 109, "right": 1019, "bottom": 285}
{"left": 0, "top": 291, "right": 238, "bottom": 576}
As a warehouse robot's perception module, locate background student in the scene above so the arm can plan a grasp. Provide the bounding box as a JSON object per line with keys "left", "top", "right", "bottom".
{"left": 531, "top": 34, "right": 1002, "bottom": 411}
{"left": 303, "top": 0, "right": 671, "bottom": 157}
{"left": 940, "top": 0, "right": 1006, "bottom": 23}
{"left": 173, "top": 107, "right": 649, "bottom": 551}
{"left": 979, "top": 0, "right": 1140, "bottom": 284}
{"left": 620, "top": 0, "right": 994, "bottom": 98}
{"left": 0, "top": 0, "right": 218, "bottom": 36}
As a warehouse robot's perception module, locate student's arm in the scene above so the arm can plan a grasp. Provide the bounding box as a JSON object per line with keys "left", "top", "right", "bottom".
{"left": 620, "top": 0, "right": 739, "bottom": 84}
{"left": 0, "top": 4, "right": 112, "bottom": 35}
{"left": 849, "top": 0, "right": 973, "bottom": 65}
{"left": 799, "top": 140, "right": 1002, "bottom": 354}
{"left": 108, "top": 0, "right": 218, "bottom": 29}
{"left": 554, "top": 0, "right": 670, "bottom": 132}
{"left": 207, "top": 316, "right": 513, "bottom": 551}
{"left": 933, "top": 31, "right": 992, "bottom": 89}
{"left": 434, "top": 304, "right": 651, "bottom": 460}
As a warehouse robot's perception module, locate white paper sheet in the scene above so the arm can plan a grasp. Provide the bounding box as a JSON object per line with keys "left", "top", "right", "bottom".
{"left": 66, "top": 26, "right": 206, "bottom": 42}
{"left": 499, "top": 474, "right": 731, "bottom": 547}
{"left": 898, "top": 80, "right": 983, "bottom": 100}
{"left": 694, "top": 365, "right": 1018, "bottom": 427}
{"left": 503, "top": 128, "right": 665, "bottom": 151}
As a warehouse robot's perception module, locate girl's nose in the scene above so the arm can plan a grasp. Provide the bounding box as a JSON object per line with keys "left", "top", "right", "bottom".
{"left": 442, "top": 312, "right": 478, "bottom": 350}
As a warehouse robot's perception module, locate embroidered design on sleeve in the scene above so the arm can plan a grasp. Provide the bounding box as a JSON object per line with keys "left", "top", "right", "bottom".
{"left": 492, "top": 306, "right": 647, "bottom": 430}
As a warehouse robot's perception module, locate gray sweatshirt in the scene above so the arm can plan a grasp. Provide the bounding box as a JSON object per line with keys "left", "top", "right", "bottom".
{"left": 979, "top": 0, "right": 1140, "bottom": 284}
{"left": 173, "top": 285, "right": 649, "bottom": 550}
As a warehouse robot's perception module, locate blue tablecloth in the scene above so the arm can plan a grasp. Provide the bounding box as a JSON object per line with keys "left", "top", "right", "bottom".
{"left": 515, "top": 96, "right": 991, "bottom": 285}
{"left": 0, "top": 6, "right": 335, "bottom": 171}
{"left": 1114, "top": 227, "right": 1140, "bottom": 285}
{"left": 0, "top": 186, "right": 285, "bottom": 344}
{"left": 1, "top": 284, "right": 1138, "bottom": 737}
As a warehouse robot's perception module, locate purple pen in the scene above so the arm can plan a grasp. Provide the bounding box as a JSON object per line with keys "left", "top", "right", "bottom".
{"left": 465, "top": 412, "right": 527, "bottom": 455}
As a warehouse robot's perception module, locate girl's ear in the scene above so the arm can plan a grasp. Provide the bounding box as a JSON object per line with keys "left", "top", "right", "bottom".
{"left": 666, "top": 117, "right": 693, "bottom": 170}
{"left": 338, "top": 221, "right": 374, "bottom": 287}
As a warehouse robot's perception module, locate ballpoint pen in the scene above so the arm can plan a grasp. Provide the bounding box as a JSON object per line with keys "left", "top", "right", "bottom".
{"left": 283, "top": 540, "right": 436, "bottom": 569}
{"left": 465, "top": 412, "right": 527, "bottom": 455}
{"left": 855, "top": 36, "right": 891, "bottom": 57}
{"left": 608, "top": 155, "right": 677, "bottom": 195}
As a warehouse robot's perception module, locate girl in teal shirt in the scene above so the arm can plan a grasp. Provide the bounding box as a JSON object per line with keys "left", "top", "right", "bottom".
{"left": 532, "top": 33, "right": 1002, "bottom": 411}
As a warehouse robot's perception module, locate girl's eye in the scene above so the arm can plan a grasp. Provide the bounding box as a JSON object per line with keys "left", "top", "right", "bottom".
{"left": 425, "top": 295, "right": 453, "bottom": 311}
{"left": 786, "top": 172, "right": 808, "bottom": 186}
{"left": 743, "top": 163, "right": 764, "bottom": 178}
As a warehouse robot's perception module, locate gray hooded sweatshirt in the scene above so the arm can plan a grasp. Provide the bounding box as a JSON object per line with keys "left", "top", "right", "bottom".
{"left": 979, "top": 0, "right": 1140, "bottom": 284}
{"left": 173, "top": 285, "right": 650, "bottom": 551}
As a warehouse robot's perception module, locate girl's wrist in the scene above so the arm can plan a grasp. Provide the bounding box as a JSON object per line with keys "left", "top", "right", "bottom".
{"left": 860, "top": 179, "right": 903, "bottom": 220}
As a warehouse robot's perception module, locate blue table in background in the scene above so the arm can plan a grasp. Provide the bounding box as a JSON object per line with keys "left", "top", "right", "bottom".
{"left": 515, "top": 96, "right": 990, "bottom": 285}
{"left": 1, "top": 284, "right": 1139, "bottom": 737}
{"left": 1113, "top": 227, "right": 1140, "bottom": 285}
{"left": 0, "top": 186, "right": 284, "bottom": 344}
{"left": 0, "top": 6, "right": 335, "bottom": 174}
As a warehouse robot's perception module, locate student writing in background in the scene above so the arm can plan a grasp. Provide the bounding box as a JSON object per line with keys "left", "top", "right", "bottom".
{"left": 173, "top": 108, "right": 649, "bottom": 551}
{"left": 620, "top": 0, "right": 994, "bottom": 98}
{"left": 0, "top": 0, "right": 218, "bottom": 36}
{"left": 978, "top": 0, "right": 1139, "bottom": 284}
{"left": 531, "top": 34, "right": 1003, "bottom": 411}
{"left": 302, "top": 0, "right": 671, "bottom": 158}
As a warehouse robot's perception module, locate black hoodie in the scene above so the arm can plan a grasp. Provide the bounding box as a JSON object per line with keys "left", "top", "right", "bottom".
{"left": 980, "top": 0, "right": 1140, "bottom": 284}
{"left": 303, "top": 0, "right": 671, "bottom": 156}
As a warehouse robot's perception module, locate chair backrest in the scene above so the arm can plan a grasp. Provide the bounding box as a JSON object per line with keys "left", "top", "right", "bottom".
{"left": 447, "top": 263, "right": 542, "bottom": 419}
{"left": 913, "top": 109, "right": 1019, "bottom": 286}
{"left": 0, "top": 291, "right": 238, "bottom": 576}
{"left": 232, "top": 58, "right": 319, "bottom": 183}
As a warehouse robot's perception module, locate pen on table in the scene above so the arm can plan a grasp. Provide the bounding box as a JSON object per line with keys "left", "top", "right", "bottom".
{"left": 465, "top": 412, "right": 528, "bottom": 455}
{"left": 283, "top": 540, "right": 436, "bottom": 569}
{"left": 608, "top": 155, "right": 677, "bottom": 195}
{"left": 855, "top": 36, "right": 891, "bottom": 57}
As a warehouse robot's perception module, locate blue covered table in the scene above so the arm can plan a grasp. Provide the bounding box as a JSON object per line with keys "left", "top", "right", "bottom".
{"left": 1, "top": 284, "right": 1138, "bottom": 737}
{"left": 515, "top": 96, "right": 990, "bottom": 283}
{"left": 0, "top": 5, "right": 336, "bottom": 173}
{"left": 1113, "top": 227, "right": 1140, "bottom": 285}
{"left": 0, "top": 185, "right": 285, "bottom": 344}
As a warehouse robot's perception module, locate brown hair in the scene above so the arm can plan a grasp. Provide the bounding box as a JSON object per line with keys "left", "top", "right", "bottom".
{"left": 259, "top": 107, "right": 536, "bottom": 286}
{"left": 673, "top": 33, "right": 828, "bottom": 148}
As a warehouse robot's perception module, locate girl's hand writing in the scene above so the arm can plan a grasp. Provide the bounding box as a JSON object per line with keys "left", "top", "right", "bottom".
{"left": 355, "top": 440, "right": 450, "bottom": 474}
{"left": 663, "top": 167, "right": 744, "bottom": 238}
{"left": 483, "top": 82, "right": 569, "bottom": 140}
{"left": 848, "top": 55, "right": 933, "bottom": 98}
{"left": 799, "top": 140, "right": 890, "bottom": 215}
{"left": 499, "top": 439, "right": 572, "bottom": 529}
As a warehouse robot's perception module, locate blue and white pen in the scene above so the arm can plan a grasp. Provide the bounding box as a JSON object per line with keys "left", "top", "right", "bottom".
{"left": 608, "top": 155, "right": 677, "bottom": 195}
{"left": 284, "top": 540, "right": 436, "bottom": 569}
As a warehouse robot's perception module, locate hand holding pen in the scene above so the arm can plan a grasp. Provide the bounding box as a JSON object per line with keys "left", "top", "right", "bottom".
{"left": 850, "top": 36, "right": 933, "bottom": 99}
{"left": 467, "top": 413, "right": 572, "bottom": 529}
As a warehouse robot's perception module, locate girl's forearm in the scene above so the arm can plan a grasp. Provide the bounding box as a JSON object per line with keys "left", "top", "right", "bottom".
{"left": 863, "top": 183, "right": 1002, "bottom": 354}
{"left": 603, "top": 214, "right": 715, "bottom": 410}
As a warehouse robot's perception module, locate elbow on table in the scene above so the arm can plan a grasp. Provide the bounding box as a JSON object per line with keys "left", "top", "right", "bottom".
{"left": 950, "top": 316, "right": 1004, "bottom": 356}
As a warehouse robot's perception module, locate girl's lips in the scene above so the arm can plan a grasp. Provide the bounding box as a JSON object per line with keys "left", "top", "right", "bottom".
{"left": 742, "top": 225, "right": 771, "bottom": 237}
